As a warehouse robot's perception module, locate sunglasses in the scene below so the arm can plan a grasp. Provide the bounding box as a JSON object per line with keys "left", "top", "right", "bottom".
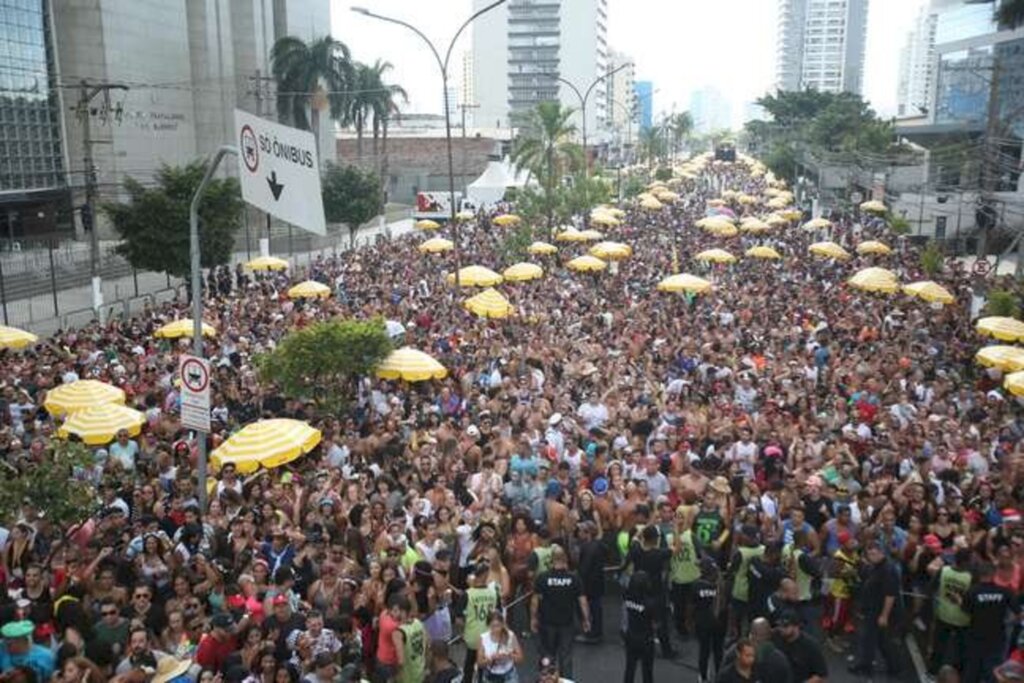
{"left": 102, "top": 610, "right": 118, "bottom": 616}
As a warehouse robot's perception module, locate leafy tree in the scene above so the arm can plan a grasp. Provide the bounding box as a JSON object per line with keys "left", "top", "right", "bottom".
{"left": 321, "top": 163, "right": 385, "bottom": 246}
{"left": 997, "top": 0, "right": 1024, "bottom": 29}
{"left": 621, "top": 175, "right": 646, "bottom": 199}
{"left": 497, "top": 223, "right": 535, "bottom": 264}
{"left": 257, "top": 318, "right": 392, "bottom": 414}
{"left": 920, "top": 242, "right": 945, "bottom": 276}
{"left": 271, "top": 36, "right": 353, "bottom": 148}
{"left": 0, "top": 441, "right": 97, "bottom": 530}
{"left": 654, "top": 167, "right": 673, "bottom": 182}
{"left": 667, "top": 111, "right": 694, "bottom": 159}
{"left": 511, "top": 102, "right": 584, "bottom": 232}
{"left": 104, "top": 162, "right": 243, "bottom": 278}
{"left": 985, "top": 289, "right": 1021, "bottom": 318}
{"left": 889, "top": 216, "right": 912, "bottom": 235}
{"left": 565, "top": 173, "right": 612, "bottom": 218}
{"left": 637, "top": 126, "right": 667, "bottom": 167}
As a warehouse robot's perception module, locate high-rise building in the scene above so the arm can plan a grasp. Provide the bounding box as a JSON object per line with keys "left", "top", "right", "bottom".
{"left": 689, "top": 86, "right": 732, "bottom": 135}
{"left": 775, "top": 0, "right": 869, "bottom": 94}
{"left": 605, "top": 49, "right": 635, "bottom": 135}
{"left": 634, "top": 80, "right": 653, "bottom": 131}
{"left": 897, "top": 2, "right": 942, "bottom": 118}
{"left": 472, "top": 0, "right": 609, "bottom": 138}
{"left": 460, "top": 51, "right": 475, "bottom": 107}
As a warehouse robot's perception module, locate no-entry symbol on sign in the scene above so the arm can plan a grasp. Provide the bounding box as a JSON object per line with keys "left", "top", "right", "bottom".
{"left": 179, "top": 355, "right": 211, "bottom": 432}
{"left": 241, "top": 124, "right": 259, "bottom": 173}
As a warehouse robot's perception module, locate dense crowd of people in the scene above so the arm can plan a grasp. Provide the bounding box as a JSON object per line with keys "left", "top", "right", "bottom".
{"left": 0, "top": 153, "right": 1021, "bottom": 683}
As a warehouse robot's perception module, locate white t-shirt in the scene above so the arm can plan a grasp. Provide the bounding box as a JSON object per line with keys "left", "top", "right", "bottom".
{"left": 479, "top": 630, "right": 519, "bottom": 676}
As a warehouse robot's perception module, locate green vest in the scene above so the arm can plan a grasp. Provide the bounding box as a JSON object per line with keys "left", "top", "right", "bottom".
{"left": 465, "top": 586, "right": 499, "bottom": 650}
{"left": 782, "top": 544, "right": 813, "bottom": 602}
{"left": 732, "top": 545, "right": 765, "bottom": 601}
{"left": 670, "top": 530, "right": 701, "bottom": 585}
{"left": 936, "top": 566, "right": 971, "bottom": 627}
{"left": 396, "top": 619, "right": 426, "bottom": 683}
{"left": 533, "top": 545, "right": 554, "bottom": 575}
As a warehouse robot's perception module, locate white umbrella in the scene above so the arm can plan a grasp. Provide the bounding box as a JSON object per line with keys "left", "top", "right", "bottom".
{"left": 385, "top": 320, "right": 406, "bottom": 338}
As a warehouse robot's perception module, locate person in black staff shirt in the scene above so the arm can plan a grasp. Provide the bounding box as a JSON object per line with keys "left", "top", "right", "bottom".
{"left": 619, "top": 524, "right": 676, "bottom": 658}
{"left": 963, "top": 562, "right": 1020, "bottom": 683}
{"left": 748, "top": 541, "right": 785, "bottom": 622}
{"left": 848, "top": 541, "right": 900, "bottom": 677}
{"left": 772, "top": 609, "right": 828, "bottom": 683}
{"left": 576, "top": 521, "right": 607, "bottom": 644}
{"left": 693, "top": 557, "right": 727, "bottom": 683}
{"left": 766, "top": 578, "right": 799, "bottom": 627}
{"left": 531, "top": 544, "right": 589, "bottom": 681}
{"left": 621, "top": 570, "right": 656, "bottom": 683}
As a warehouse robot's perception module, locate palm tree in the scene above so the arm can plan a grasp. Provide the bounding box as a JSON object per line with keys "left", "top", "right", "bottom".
{"left": 271, "top": 36, "right": 352, "bottom": 151}
{"left": 996, "top": 0, "right": 1024, "bottom": 28}
{"left": 511, "top": 101, "right": 583, "bottom": 234}
{"left": 637, "top": 126, "right": 666, "bottom": 168}
{"left": 668, "top": 111, "right": 694, "bottom": 159}
{"left": 347, "top": 62, "right": 379, "bottom": 160}
{"left": 368, "top": 62, "right": 408, "bottom": 193}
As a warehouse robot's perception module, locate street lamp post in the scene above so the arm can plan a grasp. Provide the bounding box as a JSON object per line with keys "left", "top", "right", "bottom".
{"left": 554, "top": 61, "right": 633, "bottom": 176}
{"left": 352, "top": 2, "right": 507, "bottom": 288}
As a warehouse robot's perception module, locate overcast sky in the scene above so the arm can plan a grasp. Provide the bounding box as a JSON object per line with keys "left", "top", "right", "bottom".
{"left": 333, "top": 0, "right": 924, "bottom": 126}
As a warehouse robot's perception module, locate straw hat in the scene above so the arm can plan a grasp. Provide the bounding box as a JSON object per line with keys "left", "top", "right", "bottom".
{"left": 152, "top": 656, "right": 191, "bottom": 683}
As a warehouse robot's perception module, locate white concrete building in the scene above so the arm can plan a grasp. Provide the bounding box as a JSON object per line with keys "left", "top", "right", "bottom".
{"left": 472, "top": 0, "right": 609, "bottom": 139}
{"left": 605, "top": 49, "right": 635, "bottom": 135}
{"left": 775, "top": 0, "right": 869, "bottom": 94}
{"left": 897, "top": 2, "right": 939, "bottom": 118}
{"left": 689, "top": 86, "right": 732, "bottom": 135}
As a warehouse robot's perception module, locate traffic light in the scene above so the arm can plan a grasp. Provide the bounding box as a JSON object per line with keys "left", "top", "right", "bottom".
{"left": 80, "top": 204, "right": 93, "bottom": 232}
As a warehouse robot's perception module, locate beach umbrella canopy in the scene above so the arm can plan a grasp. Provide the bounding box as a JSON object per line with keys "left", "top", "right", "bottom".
{"left": 418, "top": 237, "right": 455, "bottom": 254}
{"left": 58, "top": 404, "right": 146, "bottom": 445}
{"left": 860, "top": 200, "right": 887, "bottom": 213}
{"left": 857, "top": 240, "right": 893, "bottom": 256}
{"left": 808, "top": 241, "right": 852, "bottom": 261}
{"left": 445, "top": 266, "right": 503, "bottom": 287}
{"left": 640, "top": 197, "right": 663, "bottom": 211}
{"left": 656, "top": 190, "right": 680, "bottom": 202}
{"left": 589, "top": 241, "right": 632, "bottom": 261}
{"left": 464, "top": 288, "right": 515, "bottom": 318}
{"left": 1006, "top": 371, "right": 1024, "bottom": 397}
{"left": 245, "top": 256, "right": 289, "bottom": 271}
{"left": 154, "top": 319, "right": 217, "bottom": 339}
{"left": 657, "top": 274, "right": 712, "bottom": 294}
{"left": 455, "top": 210, "right": 475, "bottom": 221}
{"left": 802, "top": 217, "right": 832, "bottom": 230}
{"left": 746, "top": 246, "right": 782, "bottom": 260}
{"left": 492, "top": 214, "right": 522, "bottom": 227}
{"left": 503, "top": 262, "right": 544, "bottom": 282}
{"left": 697, "top": 216, "right": 735, "bottom": 228}
{"left": 739, "top": 218, "right": 771, "bottom": 233}
{"left": 0, "top": 326, "right": 37, "bottom": 350}
{"left": 695, "top": 248, "right": 737, "bottom": 264}
{"left": 589, "top": 213, "right": 621, "bottom": 227}
{"left": 707, "top": 198, "right": 726, "bottom": 208}
{"left": 976, "top": 346, "right": 1024, "bottom": 373}
{"left": 566, "top": 255, "right": 608, "bottom": 272}
{"left": 377, "top": 347, "right": 448, "bottom": 382}
{"left": 766, "top": 214, "right": 789, "bottom": 227}
{"left": 415, "top": 219, "right": 441, "bottom": 230}
{"left": 286, "top": 281, "right": 331, "bottom": 299}
{"left": 44, "top": 380, "right": 125, "bottom": 417}
{"left": 704, "top": 222, "right": 739, "bottom": 237}
{"left": 903, "top": 281, "right": 954, "bottom": 305}
{"left": 977, "top": 317, "right": 1024, "bottom": 342}
{"left": 527, "top": 241, "right": 558, "bottom": 255}
{"left": 766, "top": 197, "right": 790, "bottom": 209}
{"left": 780, "top": 209, "right": 803, "bottom": 221}
{"left": 211, "top": 418, "right": 322, "bottom": 474}
{"left": 737, "top": 194, "right": 758, "bottom": 205}
{"left": 848, "top": 267, "right": 899, "bottom": 294}
{"left": 555, "top": 228, "right": 586, "bottom": 242}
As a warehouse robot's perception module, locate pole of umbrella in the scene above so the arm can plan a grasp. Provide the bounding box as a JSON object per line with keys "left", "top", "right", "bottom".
{"left": 190, "top": 145, "right": 237, "bottom": 511}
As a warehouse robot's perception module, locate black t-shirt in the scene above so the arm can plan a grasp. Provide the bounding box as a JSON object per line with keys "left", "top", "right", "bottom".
{"left": 534, "top": 568, "right": 582, "bottom": 628}
{"left": 693, "top": 577, "right": 722, "bottom": 626}
{"left": 858, "top": 560, "right": 899, "bottom": 617}
{"left": 772, "top": 632, "right": 828, "bottom": 682}
{"left": 748, "top": 557, "right": 784, "bottom": 617}
{"left": 716, "top": 664, "right": 756, "bottom": 683}
{"left": 626, "top": 545, "right": 672, "bottom": 594}
{"left": 578, "top": 539, "right": 608, "bottom": 595}
{"left": 965, "top": 581, "right": 1019, "bottom": 644}
{"left": 263, "top": 612, "right": 307, "bottom": 660}
{"left": 801, "top": 495, "right": 832, "bottom": 530}
{"left": 755, "top": 645, "right": 794, "bottom": 683}
{"left": 622, "top": 594, "right": 655, "bottom": 643}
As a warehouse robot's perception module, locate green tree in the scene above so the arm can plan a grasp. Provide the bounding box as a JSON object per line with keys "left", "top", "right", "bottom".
{"left": 497, "top": 223, "right": 535, "bottom": 264}
{"left": 889, "top": 216, "right": 912, "bottom": 235}
{"left": 668, "top": 111, "right": 694, "bottom": 159}
{"left": 511, "top": 102, "right": 583, "bottom": 233}
{"left": 997, "top": 0, "right": 1024, "bottom": 28}
{"left": 985, "top": 289, "right": 1021, "bottom": 317}
{"left": 104, "top": 162, "right": 243, "bottom": 278}
{"left": 366, "top": 61, "right": 408, "bottom": 164}
{"left": 0, "top": 441, "right": 97, "bottom": 529}
{"left": 920, "top": 242, "right": 945, "bottom": 276}
{"left": 271, "top": 36, "right": 353, "bottom": 147}
{"left": 654, "top": 167, "right": 673, "bottom": 182}
{"left": 257, "top": 318, "right": 392, "bottom": 414}
{"left": 321, "top": 163, "right": 385, "bottom": 246}
{"left": 637, "top": 126, "right": 667, "bottom": 168}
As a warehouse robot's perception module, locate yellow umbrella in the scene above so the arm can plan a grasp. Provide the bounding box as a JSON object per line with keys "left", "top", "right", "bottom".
{"left": 377, "top": 347, "right": 448, "bottom": 381}
{"left": 766, "top": 197, "right": 790, "bottom": 209}
{"left": 44, "top": 380, "right": 125, "bottom": 417}
{"left": 763, "top": 187, "right": 782, "bottom": 198}
{"left": 604, "top": 207, "right": 626, "bottom": 218}
{"left": 746, "top": 246, "right": 782, "bottom": 260}
{"left": 766, "top": 214, "right": 789, "bottom": 227}
{"left": 860, "top": 200, "right": 887, "bottom": 213}
{"left": 492, "top": 214, "right": 522, "bottom": 227}
{"left": 566, "top": 255, "right": 608, "bottom": 272}
{"left": 446, "top": 265, "right": 503, "bottom": 287}
{"left": 802, "top": 217, "right": 832, "bottom": 230}
{"left": 740, "top": 218, "right": 771, "bottom": 234}
{"left": 781, "top": 209, "right": 803, "bottom": 221}
{"left": 696, "top": 216, "right": 735, "bottom": 228}
{"left": 640, "top": 197, "right": 663, "bottom": 211}
{"left": 848, "top": 267, "right": 899, "bottom": 294}
{"left": 977, "top": 317, "right": 1024, "bottom": 342}
{"left": 455, "top": 210, "right": 476, "bottom": 221}
{"left": 737, "top": 194, "right": 758, "bottom": 205}
{"left": 527, "top": 241, "right": 558, "bottom": 255}
{"left": 857, "top": 240, "right": 893, "bottom": 255}
{"left": 976, "top": 346, "right": 1024, "bottom": 373}
{"left": 590, "top": 241, "right": 632, "bottom": 260}
{"left": 1006, "top": 371, "right": 1024, "bottom": 397}
{"left": 464, "top": 287, "right": 515, "bottom": 318}
{"left": 700, "top": 220, "right": 739, "bottom": 237}
{"left": 903, "top": 281, "right": 955, "bottom": 305}
{"left": 415, "top": 219, "right": 441, "bottom": 230}
{"left": 578, "top": 229, "right": 605, "bottom": 241}
{"left": 245, "top": 256, "right": 289, "bottom": 271}
{"left": 503, "top": 262, "right": 544, "bottom": 282}
{"left": 707, "top": 199, "right": 726, "bottom": 208}
{"left": 58, "top": 404, "right": 146, "bottom": 445}
{"left": 657, "top": 273, "right": 712, "bottom": 294}
{"left": 656, "top": 190, "right": 680, "bottom": 202}
{"left": 287, "top": 280, "right": 331, "bottom": 299}
{"left": 808, "top": 241, "right": 852, "bottom": 261}
{"left": 695, "top": 248, "right": 737, "bottom": 264}
{"left": 418, "top": 237, "right": 455, "bottom": 254}
{"left": 0, "top": 326, "right": 37, "bottom": 350}
{"left": 590, "top": 213, "right": 621, "bottom": 227}
{"left": 211, "top": 418, "right": 322, "bottom": 474}
{"left": 154, "top": 319, "right": 217, "bottom": 339}
{"left": 555, "top": 228, "right": 586, "bottom": 242}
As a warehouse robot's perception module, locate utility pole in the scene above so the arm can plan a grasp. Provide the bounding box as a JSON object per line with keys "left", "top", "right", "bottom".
{"left": 247, "top": 71, "right": 276, "bottom": 255}
{"left": 73, "top": 80, "right": 128, "bottom": 313}
{"left": 458, "top": 102, "right": 480, "bottom": 194}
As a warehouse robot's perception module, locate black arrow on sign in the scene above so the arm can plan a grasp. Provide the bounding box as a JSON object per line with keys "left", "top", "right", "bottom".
{"left": 267, "top": 171, "right": 284, "bottom": 201}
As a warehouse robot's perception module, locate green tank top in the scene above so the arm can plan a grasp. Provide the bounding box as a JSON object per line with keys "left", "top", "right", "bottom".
{"left": 396, "top": 619, "right": 426, "bottom": 683}
{"left": 465, "top": 586, "right": 499, "bottom": 650}
{"left": 670, "top": 530, "right": 701, "bottom": 585}
{"left": 533, "top": 546, "right": 554, "bottom": 575}
{"left": 782, "top": 544, "right": 813, "bottom": 602}
{"left": 936, "top": 566, "right": 971, "bottom": 627}
{"left": 731, "top": 545, "right": 765, "bottom": 601}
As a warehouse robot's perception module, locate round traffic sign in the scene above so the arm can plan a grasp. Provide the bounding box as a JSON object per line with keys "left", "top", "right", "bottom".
{"left": 240, "top": 124, "right": 259, "bottom": 173}
{"left": 180, "top": 357, "right": 209, "bottom": 393}
{"left": 973, "top": 259, "right": 991, "bottom": 276}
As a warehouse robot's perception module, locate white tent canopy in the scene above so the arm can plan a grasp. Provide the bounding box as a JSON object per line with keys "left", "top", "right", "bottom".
{"left": 467, "top": 156, "right": 529, "bottom": 208}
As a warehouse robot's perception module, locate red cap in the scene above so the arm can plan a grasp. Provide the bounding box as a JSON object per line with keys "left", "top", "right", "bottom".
{"left": 1002, "top": 508, "right": 1022, "bottom": 523}
{"left": 837, "top": 530, "right": 852, "bottom": 546}
{"left": 923, "top": 534, "right": 942, "bottom": 550}
{"left": 272, "top": 594, "right": 289, "bottom": 606}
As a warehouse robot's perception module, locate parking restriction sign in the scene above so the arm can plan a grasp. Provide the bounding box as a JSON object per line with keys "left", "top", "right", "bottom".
{"left": 179, "top": 354, "right": 211, "bottom": 432}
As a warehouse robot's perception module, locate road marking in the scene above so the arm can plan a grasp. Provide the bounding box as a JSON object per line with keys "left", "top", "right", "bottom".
{"left": 905, "top": 633, "right": 928, "bottom": 683}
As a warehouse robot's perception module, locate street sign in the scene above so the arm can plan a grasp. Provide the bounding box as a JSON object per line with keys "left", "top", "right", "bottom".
{"left": 233, "top": 109, "right": 326, "bottom": 235}
{"left": 179, "top": 354, "right": 211, "bottom": 432}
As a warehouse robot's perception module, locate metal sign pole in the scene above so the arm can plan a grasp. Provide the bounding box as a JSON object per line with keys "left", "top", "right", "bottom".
{"left": 190, "top": 145, "right": 237, "bottom": 511}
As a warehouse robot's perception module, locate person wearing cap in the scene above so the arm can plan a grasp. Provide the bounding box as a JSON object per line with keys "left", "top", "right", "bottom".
{"left": 531, "top": 545, "right": 588, "bottom": 680}
{"left": 849, "top": 541, "right": 900, "bottom": 676}
{"left": 927, "top": 547, "right": 973, "bottom": 675}
{"left": 0, "top": 620, "right": 53, "bottom": 681}
{"left": 264, "top": 592, "right": 306, "bottom": 662}
{"left": 771, "top": 608, "right": 828, "bottom": 683}
{"left": 195, "top": 611, "right": 239, "bottom": 672}
{"left": 963, "top": 562, "right": 1020, "bottom": 683}
{"left": 823, "top": 529, "right": 858, "bottom": 650}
